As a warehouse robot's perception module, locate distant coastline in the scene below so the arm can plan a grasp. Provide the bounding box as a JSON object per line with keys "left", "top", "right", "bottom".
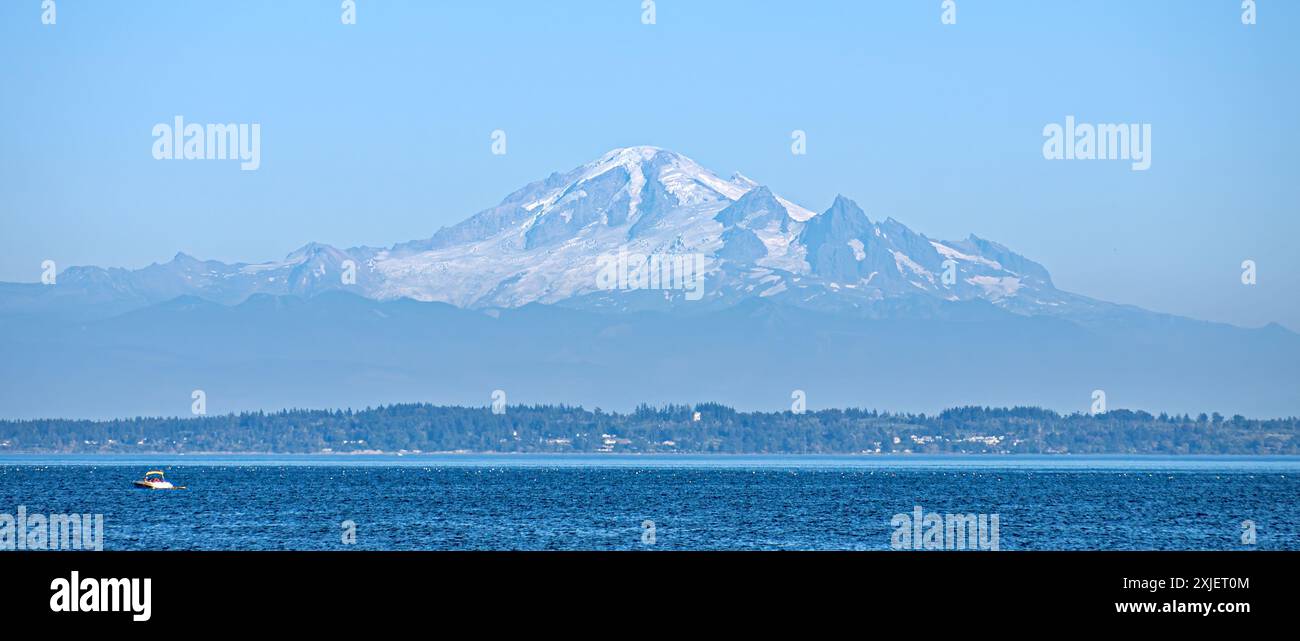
{"left": 2, "top": 403, "right": 1295, "bottom": 455}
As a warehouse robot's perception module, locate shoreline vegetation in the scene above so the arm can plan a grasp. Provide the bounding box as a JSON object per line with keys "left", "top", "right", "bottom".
{"left": 1, "top": 404, "right": 1296, "bottom": 455}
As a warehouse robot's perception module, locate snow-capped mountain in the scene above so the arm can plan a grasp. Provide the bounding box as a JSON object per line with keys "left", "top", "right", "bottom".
{"left": 3, "top": 146, "right": 1119, "bottom": 322}
{"left": 362, "top": 145, "right": 1075, "bottom": 314}
{"left": 5, "top": 146, "right": 1300, "bottom": 419}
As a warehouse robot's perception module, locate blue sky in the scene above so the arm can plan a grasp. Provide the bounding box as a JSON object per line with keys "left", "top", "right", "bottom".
{"left": 1, "top": 0, "right": 1297, "bottom": 330}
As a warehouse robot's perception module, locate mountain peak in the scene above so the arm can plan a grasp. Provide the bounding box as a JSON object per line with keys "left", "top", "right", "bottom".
{"left": 603, "top": 144, "right": 666, "bottom": 154}
{"left": 593, "top": 145, "right": 675, "bottom": 166}
{"left": 286, "top": 241, "right": 337, "bottom": 260}
{"left": 826, "top": 194, "right": 853, "bottom": 211}
{"left": 741, "top": 184, "right": 776, "bottom": 200}
{"left": 714, "top": 185, "right": 788, "bottom": 229}
{"left": 826, "top": 194, "right": 869, "bottom": 222}
{"left": 730, "top": 172, "right": 759, "bottom": 188}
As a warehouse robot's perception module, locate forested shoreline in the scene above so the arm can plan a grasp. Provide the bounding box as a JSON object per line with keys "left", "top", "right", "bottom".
{"left": 1, "top": 404, "right": 1296, "bottom": 454}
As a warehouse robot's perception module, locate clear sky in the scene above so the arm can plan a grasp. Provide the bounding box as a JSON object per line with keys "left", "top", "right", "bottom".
{"left": 1, "top": 0, "right": 1296, "bottom": 330}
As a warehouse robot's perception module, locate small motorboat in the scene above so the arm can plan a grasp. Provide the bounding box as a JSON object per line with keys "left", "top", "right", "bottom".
{"left": 133, "top": 470, "right": 181, "bottom": 490}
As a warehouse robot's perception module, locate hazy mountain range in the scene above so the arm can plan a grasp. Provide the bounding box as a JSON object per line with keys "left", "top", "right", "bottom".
{"left": 2, "top": 147, "right": 1296, "bottom": 419}
{"left": 6, "top": 147, "right": 1132, "bottom": 320}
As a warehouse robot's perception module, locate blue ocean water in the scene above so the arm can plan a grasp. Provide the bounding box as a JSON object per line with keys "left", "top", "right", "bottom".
{"left": 1, "top": 455, "right": 1296, "bottom": 550}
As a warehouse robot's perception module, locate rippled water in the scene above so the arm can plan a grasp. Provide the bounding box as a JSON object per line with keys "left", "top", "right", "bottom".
{"left": 1, "top": 455, "right": 1296, "bottom": 550}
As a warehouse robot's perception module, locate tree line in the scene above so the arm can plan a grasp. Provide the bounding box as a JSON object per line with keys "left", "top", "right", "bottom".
{"left": 1, "top": 404, "right": 1295, "bottom": 454}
